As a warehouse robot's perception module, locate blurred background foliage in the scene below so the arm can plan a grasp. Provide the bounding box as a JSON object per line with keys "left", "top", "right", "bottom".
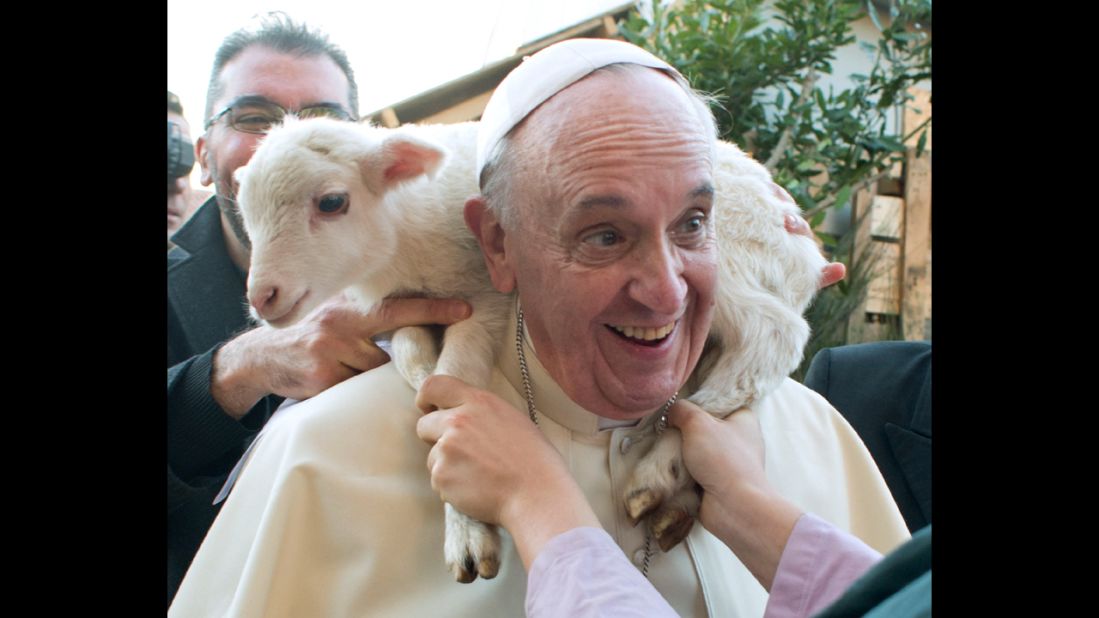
{"left": 619, "top": 0, "right": 931, "bottom": 378}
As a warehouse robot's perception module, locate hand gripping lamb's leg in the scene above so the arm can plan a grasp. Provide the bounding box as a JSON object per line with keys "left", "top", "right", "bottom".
{"left": 431, "top": 292, "right": 512, "bottom": 582}
{"left": 390, "top": 295, "right": 510, "bottom": 582}
{"left": 623, "top": 285, "right": 811, "bottom": 550}
{"left": 621, "top": 141, "right": 825, "bottom": 552}
{"left": 384, "top": 294, "right": 510, "bottom": 583}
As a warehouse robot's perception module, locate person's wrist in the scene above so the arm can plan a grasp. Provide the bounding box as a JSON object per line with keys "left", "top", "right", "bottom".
{"left": 703, "top": 480, "right": 803, "bottom": 588}
{"left": 499, "top": 463, "right": 571, "bottom": 530}
{"left": 703, "top": 476, "right": 777, "bottom": 540}
{"left": 211, "top": 329, "right": 271, "bottom": 419}
{"left": 500, "top": 466, "right": 599, "bottom": 570}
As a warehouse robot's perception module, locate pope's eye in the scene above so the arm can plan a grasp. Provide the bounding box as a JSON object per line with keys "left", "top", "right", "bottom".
{"left": 677, "top": 212, "right": 708, "bottom": 236}
{"left": 583, "top": 229, "right": 622, "bottom": 247}
{"left": 682, "top": 216, "right": 703, "bottom": 232}
{"left": 317, "top": 193, "right": 349, "bottom": 214}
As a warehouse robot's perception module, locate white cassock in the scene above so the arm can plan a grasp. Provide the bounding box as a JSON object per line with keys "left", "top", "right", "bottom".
{"left": 170, "top": 307, "right": 909, "bottom": 617}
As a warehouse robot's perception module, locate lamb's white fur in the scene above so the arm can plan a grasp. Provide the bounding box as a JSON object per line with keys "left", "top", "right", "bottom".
{"left": 234, "top": 116, "right": 825, "bottom": 576}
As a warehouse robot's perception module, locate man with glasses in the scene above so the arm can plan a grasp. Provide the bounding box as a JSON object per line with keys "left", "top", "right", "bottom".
{"left": 167, "top": 14, "right": 472, "bottom": 606}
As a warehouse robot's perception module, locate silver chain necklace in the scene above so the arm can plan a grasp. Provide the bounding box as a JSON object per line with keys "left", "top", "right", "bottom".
{"left": 515, "top": 305, "right": 678, "bottom": 577}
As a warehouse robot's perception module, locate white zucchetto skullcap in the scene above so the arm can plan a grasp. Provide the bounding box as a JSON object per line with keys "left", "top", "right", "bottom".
{"left": 475, "top": 38, "right": 690, "bottom": 179}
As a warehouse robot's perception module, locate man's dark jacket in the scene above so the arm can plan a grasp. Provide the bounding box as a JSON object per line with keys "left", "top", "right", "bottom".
{"left": 167, "top": 199, "right": 281, "bottom": 606}
{"left": 804, "top": 341, "right": 931, "bottom": 533}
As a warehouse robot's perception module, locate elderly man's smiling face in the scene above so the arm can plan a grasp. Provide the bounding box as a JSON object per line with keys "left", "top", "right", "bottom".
{"left": 491, "top": 67, "right": 718, "bottom": 420}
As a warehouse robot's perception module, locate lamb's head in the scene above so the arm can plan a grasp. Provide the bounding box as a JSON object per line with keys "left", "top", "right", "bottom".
{"left": 236, "top": 117, "right": 447, "bottom": 327}
{"left": 712, "top": 141, "right": 826, "bottom": 315}
{"left": 688, "top": 141, "right": 828, "bottom": 412}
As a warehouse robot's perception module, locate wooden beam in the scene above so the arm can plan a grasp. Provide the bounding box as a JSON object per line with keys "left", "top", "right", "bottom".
{"left": 901, "top": 147, "right": 932, "bottom": 340}
{"left": 378, "top": 107, "right": 400, "bottom": 128}
{"left": 418, "top": 90, "right": 495, "bottom": 125}
{"left": 601, "top": 14, "right": 619, "bottom": 37}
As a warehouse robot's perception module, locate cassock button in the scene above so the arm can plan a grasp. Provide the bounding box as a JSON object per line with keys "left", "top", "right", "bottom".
{"left": 632, "top": 547, "right": 647, "bottom": 567}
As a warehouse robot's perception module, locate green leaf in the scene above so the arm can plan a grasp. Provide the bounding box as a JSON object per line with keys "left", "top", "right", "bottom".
{"left": 916, "top": 129, "right": 928, "bottom": 156}
{"left": 810, "top": 209, "right": 827, "bottom": 228}
{"left": 815, "top": 231, "right": 837, "bottom": 246}
{"left": 865, "top": 1, "right": 884, "bottom": 31}
{"left": 833, "top": 184, "right": 853, "bottom": 208}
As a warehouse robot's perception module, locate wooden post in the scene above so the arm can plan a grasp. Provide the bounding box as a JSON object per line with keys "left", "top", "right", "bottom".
{"left": 901, "top": 85, "right": 931, "bottom": 341}
{"left": 902, "top": 148, "right": 931, "bottom": 341}
{"left": 847, "top": 183, "right": 885, "bottom": 343}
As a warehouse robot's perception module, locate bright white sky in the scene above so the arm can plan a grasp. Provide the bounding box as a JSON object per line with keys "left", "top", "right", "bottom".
{"left": 168, "top": 0, "right": 635, "bottom": 123}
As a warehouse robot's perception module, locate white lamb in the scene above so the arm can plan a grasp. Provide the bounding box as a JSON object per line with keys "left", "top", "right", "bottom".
{"left": 237, "top": 118, "right": 509, "bottom": 584}
{"left": 234, "top": 116, "right": 825, "bottom": 581}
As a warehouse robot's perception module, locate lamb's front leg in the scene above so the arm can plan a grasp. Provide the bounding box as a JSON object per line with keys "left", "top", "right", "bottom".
{"left": 432, "top": 296, "right": 510, "bottom": 582}
{"left": 445, "top": 504, "right": 502, "bottom": 582}
{"left": 390, "top": 325, "right": 439, "bottom": 390}
{"left": 432, "top": 295, "right": 504, "bottom": 389}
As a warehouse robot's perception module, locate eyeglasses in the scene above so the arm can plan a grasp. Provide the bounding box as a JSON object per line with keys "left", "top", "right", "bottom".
{"left": 204, "top": 96, "right": 356, "bottom": 134}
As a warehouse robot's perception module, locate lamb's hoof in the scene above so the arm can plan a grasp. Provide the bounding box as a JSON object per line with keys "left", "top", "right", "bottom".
{"left": 450, "top": 557, "right": 478, "bottom": 584}
{"left": 625, "top": 488, "right": 661, "bottom": 525}
{"left": 448, "top": 550, "right": 500, "bottom": 583}
{"left": 445, "top": 519, "right": 501, "bottom": 583}
{"left": 651, "top": 505, "right": 695, "bottom": 552}
{"left": 449, "top": 549, "right": 501, "bottom": 582}
{"left": 477, "top": 554, "right": 500, "bottom": 580}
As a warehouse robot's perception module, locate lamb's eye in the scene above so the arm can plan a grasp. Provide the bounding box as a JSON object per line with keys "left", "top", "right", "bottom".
{"left": 317, "top": 193, "right": 349, "bottom": 214}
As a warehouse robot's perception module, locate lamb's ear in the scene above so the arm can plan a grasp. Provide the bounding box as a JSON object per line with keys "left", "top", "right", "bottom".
{"left": 360, "top": 134, "right": 446, "bottom": 195}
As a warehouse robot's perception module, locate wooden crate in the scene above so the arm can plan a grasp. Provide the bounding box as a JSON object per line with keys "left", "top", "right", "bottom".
{"left": 846, "top": 85, "right": 931, "bottom": 344}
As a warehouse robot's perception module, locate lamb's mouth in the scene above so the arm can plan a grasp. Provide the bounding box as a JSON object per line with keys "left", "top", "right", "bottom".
{"left": 264, "top": 291, "right": 311, "bottom": 328}
{"left": 607, "top": 321, "right": 677, "bottom": 345}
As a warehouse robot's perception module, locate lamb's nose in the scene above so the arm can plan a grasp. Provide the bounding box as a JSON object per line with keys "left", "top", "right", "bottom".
{"left": 249, "top": 285, "right": 280, "bottom": 320}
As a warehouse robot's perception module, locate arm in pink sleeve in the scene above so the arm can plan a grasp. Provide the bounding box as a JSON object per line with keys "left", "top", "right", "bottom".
{"left": 526, "top": 527, "right": 679, "bottom": 618}
{"left": 764, "top": 513, "right": 883, "bottom": 618}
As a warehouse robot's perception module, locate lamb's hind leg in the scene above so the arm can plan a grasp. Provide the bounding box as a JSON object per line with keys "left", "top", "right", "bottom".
{"left": 622, "top": 321, "right": 755, "bottom": 552}
{"left": 623, "top": 427, "right": 700, "bottom": 551}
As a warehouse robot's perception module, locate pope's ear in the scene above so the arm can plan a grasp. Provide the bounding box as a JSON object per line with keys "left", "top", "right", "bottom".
{"left": 464, "top": 196, "right": 516, "bottom": 294}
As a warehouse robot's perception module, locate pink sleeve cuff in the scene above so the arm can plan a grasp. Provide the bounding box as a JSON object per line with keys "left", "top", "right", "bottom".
{"left": 527, "top": 527, "right": 678, "bottom": 618}
{"left": 764, "top": 513, "right": 883, "bottom": 618}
